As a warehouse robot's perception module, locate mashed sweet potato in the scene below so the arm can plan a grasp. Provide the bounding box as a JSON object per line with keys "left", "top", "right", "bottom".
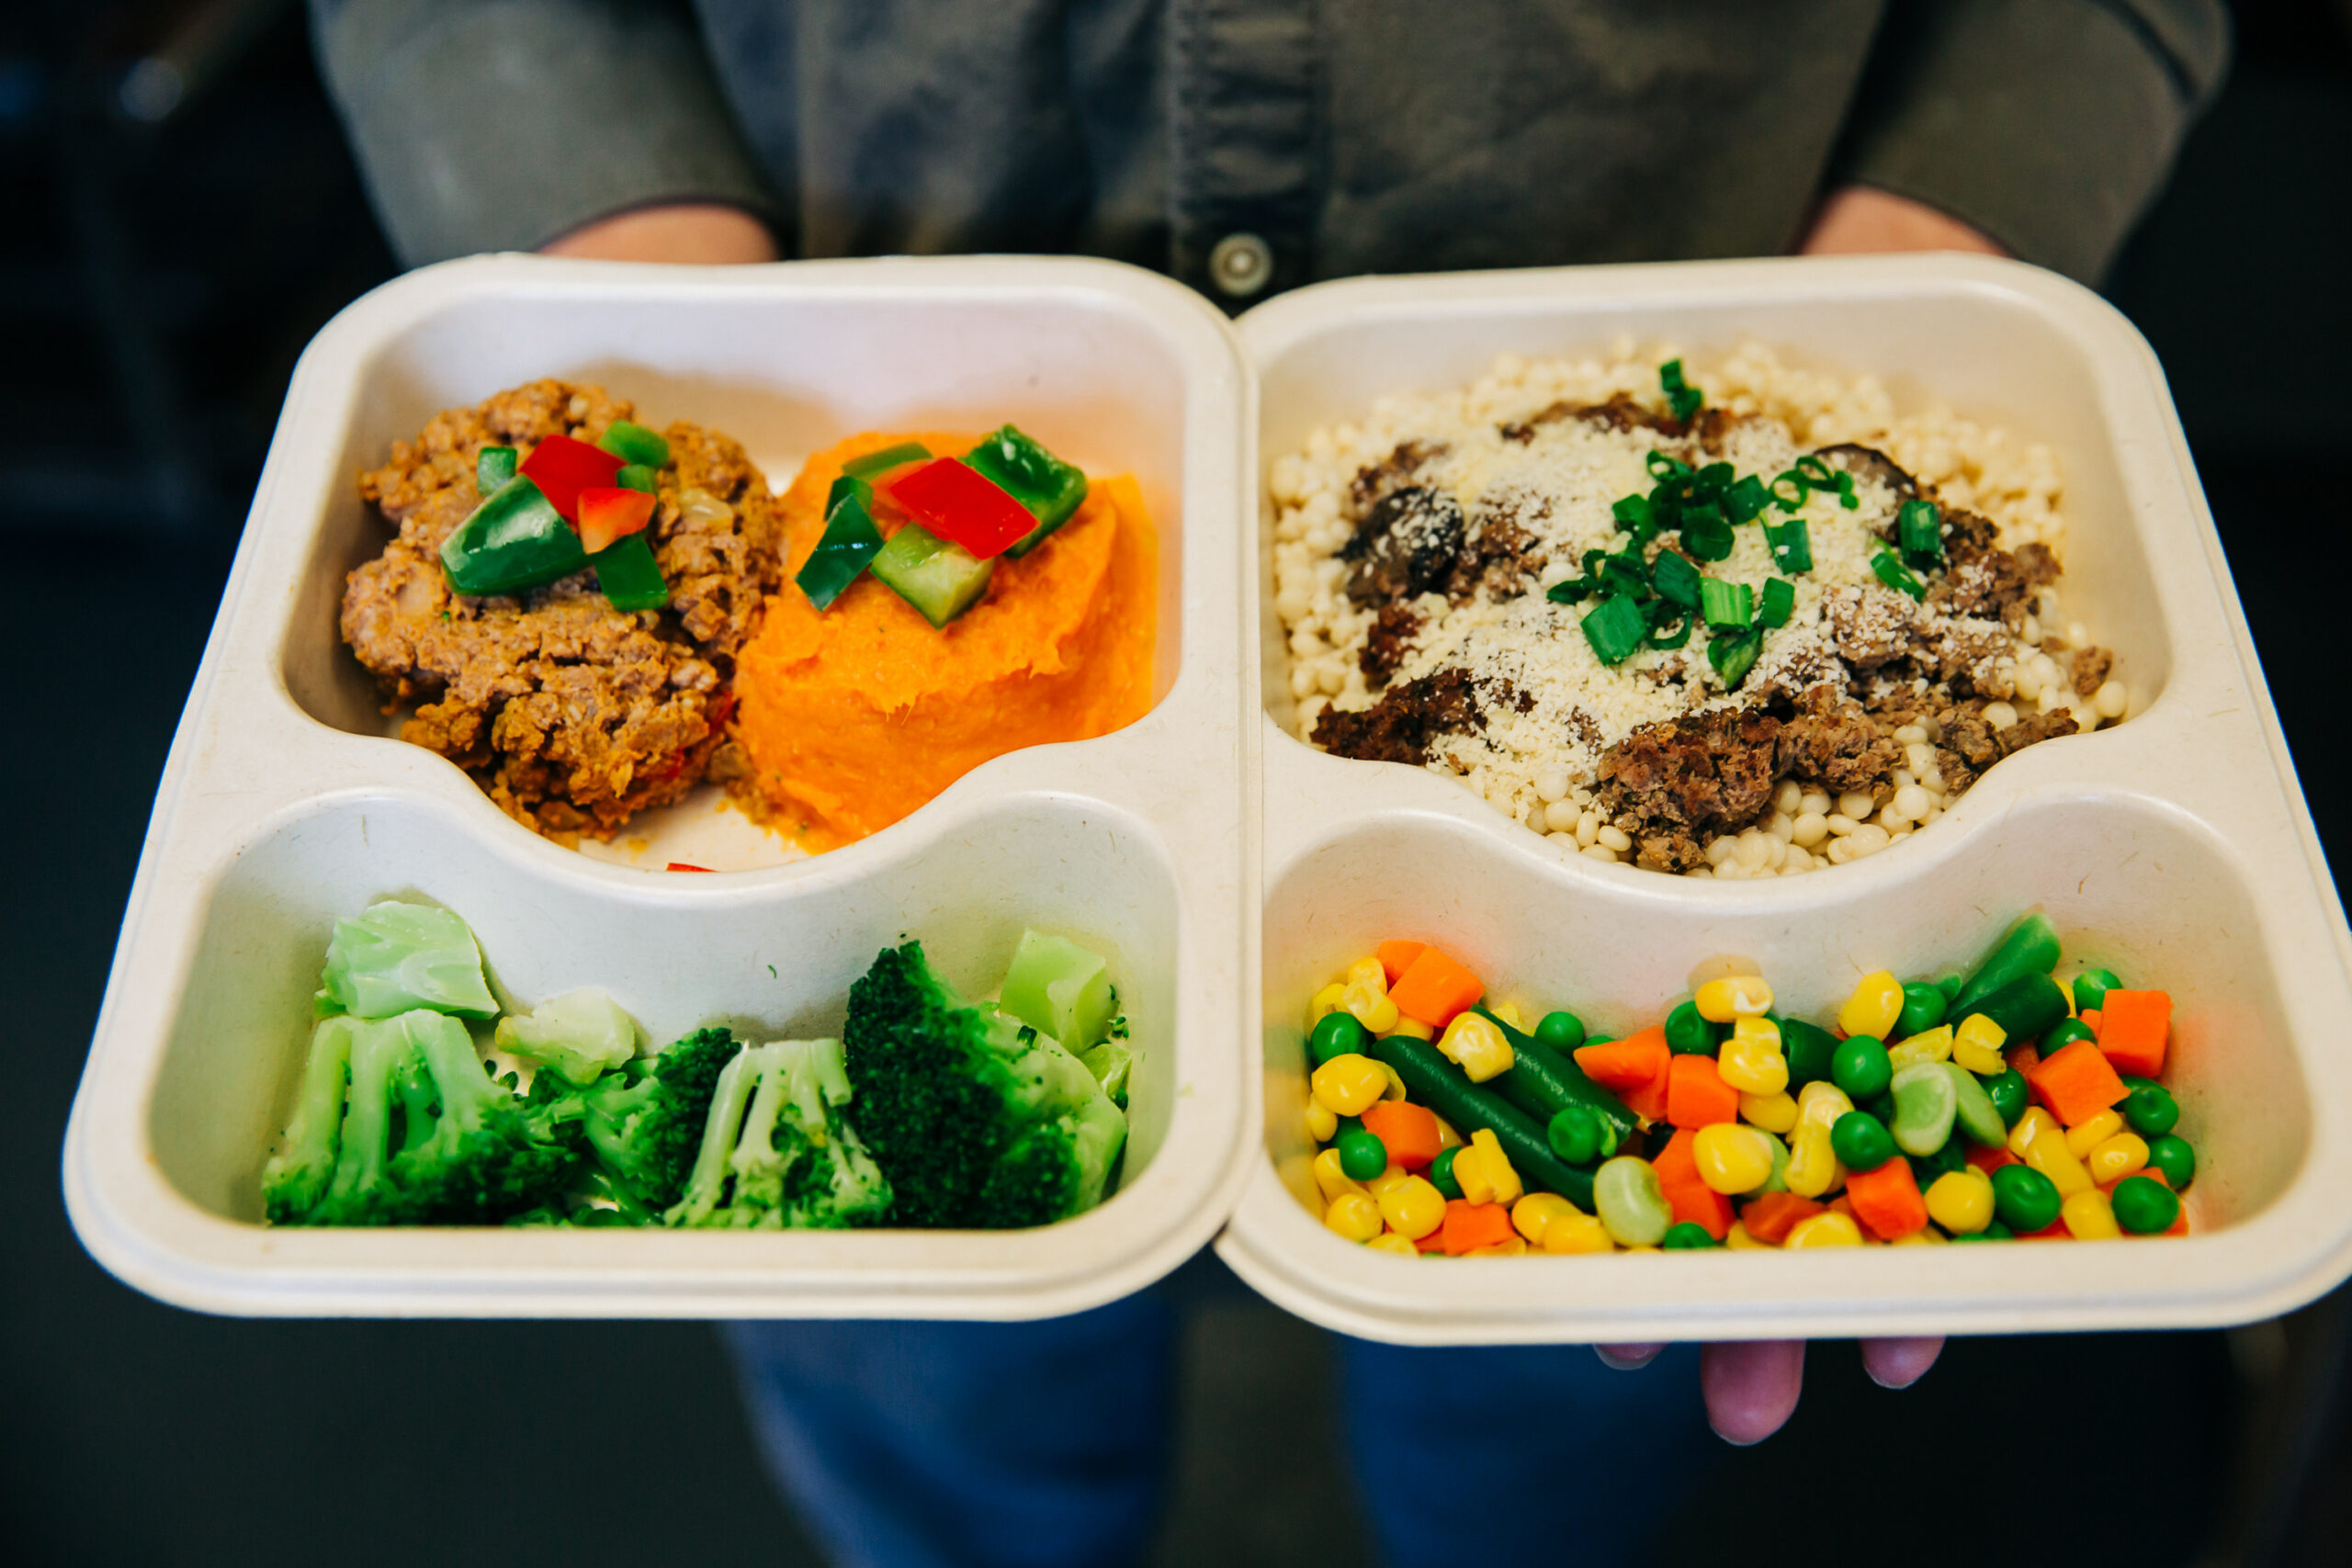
{"left": 730, "top": 432, "right": 1157, "bottom": 847}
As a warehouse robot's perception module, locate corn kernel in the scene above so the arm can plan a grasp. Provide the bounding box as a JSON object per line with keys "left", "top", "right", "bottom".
{"left": 1925, "top": 1169, "right": 1995, "bottom": 1234}
{"left": 1951, "top": 1036, "right": 2007, "bottom": 1076}
{"left": 1348, "top": 956, "right": 1385, "bottom": 990}
{"left": 1733, "top": 1015, "right": 1781, "bottom": 1047}
{"left": 2017, "top": 1113, "right": 2094, "bottom": 1198}
{"left": 1438, "top": 1010, "right": 1516, "bottom": 1084}
{"left": 1717, "top": 1033, "right": 1790, "bottom": 1096}
{"left": 2007, "top": 1105, "right": 2060, "bottom": 1159}
{"left": 1785, "top": 1123, "right": 1845, "bottom": 1199}
{"left": 1453, "top": 1129, "right": 1524, "bottom": 1206}
{"left": 1306, "top": 982, "right": 1347, "bottom": 1031}
{"left": 1466, "top": 1237, "right": 1530, "bottom": 1258}
{"left": 1350, "top": 994, "right": 1400, "bottom": 1034}
{"left": 1490, "top": 1001, "right": 1528, "bottom": 1030}
{"left": 1341, "top": 960, "right": 1400, "bottom": 1034}
{"left": 1838, "top": 970, "right": 1905, "bottom": 1039}
{"left": 1543, "top": 1210, "right": 1616, "bottom": 1254}
{"left": 1310, "top": 1053, "right": 1387, "bottom": 1116}
{"left": 1324, "top": 1191, "right": 1383, "bottom": 1242}
{"left": 2065, "top": 1110, "right": 2126, "bottom": 1159}
{"left": 1434, "top": 1115, "right": 1464, "bottom": 1150}
{"left": 1784, "top": 1212, "right": 1865, "bottom": 1248}
{"left": 2086, "top": 1132, "right": 2151, "bottom": 1186}
{"left": 1366, "top": 1232, "right": 1420, "bottom": 1257}
{"left": 1378, "top": 1175, "right": 1448, "bottom": 1240}
{"left": 1305, "top": 1099, "right": 1339, "bottom": 1143}
{"left": 1363, "top": 1162, "right": 1411, "bottom": 1200}
{"left": 1377, "top": 1060, "right": 1409, "bottom": 1101}
{"left": 1796, "top": 1079, "right": 1857, "bottom": 1131}
{"left": 1891, "top": 1226, "right": 1949, "bottom": 1246}
{"left": 1313, "top": 1148, "right": 1366, "bottom": 1203}
{"left": 2062, "top": 1188, "right": 2121, "bottom": 1240}
{"left": 1385, "top": 1017, "right": 1435, "bottom": 1042}
{"left": 1955, "top": 1012, "right": 2007, "bottom": 1052}
{"left": 1623, "top": 1245, "right": 1664, "bottom": 1254}
{"left": 1888, "top": 1025, "right": 1953, "bottom": 1069}
{"left": 1696, "top": 974, "right": 1775, "bottom": 1022}
{"left": 1724, "top": 1221, "right": 1771, "bottom": 1250}
{"left": 1511, "top": 1192, "right": 1577, "bottom": 1246}
{"left": 1740, "top": 1090, "right": 1800, "bottom": 1134}
{"left": 1695, "top": 1123, "right": 1779, "bottom": 1194}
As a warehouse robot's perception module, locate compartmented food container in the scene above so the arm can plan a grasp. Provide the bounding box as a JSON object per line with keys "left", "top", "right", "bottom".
{"left": 62, "top": 254, "right": 1263, "bottom": 1318}
{"left": 1214, "top": 256, "right": 2352, "bottom": 1343}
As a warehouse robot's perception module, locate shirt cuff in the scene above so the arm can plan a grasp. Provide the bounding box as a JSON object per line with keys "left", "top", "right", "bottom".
{"left": 1831, "top": 0, "right": 2229, "bottom": 282}
{"left": 314, "top": 0, "right": 786, "bottom": 266}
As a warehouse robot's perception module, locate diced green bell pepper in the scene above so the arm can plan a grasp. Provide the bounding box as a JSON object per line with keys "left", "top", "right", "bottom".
{"left": 477, "top": 446, "right": 518, "bottom": 495}
{"left": 797, "top": 476, "right": 888, "bottom": 611}
{"left": 616, "top": 463, "right": 660, "bottom": 494}
{"left": 596, "top": 420, "right": 670, "bottom": 468}
{"left": 591, "top": 531, "right": 669, "bottom": 612}
{"left": 441, "top": 475, "right": 588, "bottom": 596}
{"left": 869, "top": 522, "right": 993, "bottom": 627}
{"left": 963, "top": 424, "right": 1089, "bottom": 557}
{"left": 842, "top": 441, "right": 933, "bottom": 480}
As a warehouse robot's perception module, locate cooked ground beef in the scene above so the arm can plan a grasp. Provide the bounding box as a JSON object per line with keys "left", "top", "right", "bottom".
{"left": 1346, "top": 438, "right": 1447, "bottom": 520}
{"left": 1313, "top": 668, "right": 1523, "bottom": 764}
{"left": 1342, "top": 484, "right": 1467, "bottom": 606}
{"left": 2071, "top": 645, "right": 2114, "bottom": 696}
{"left": 339, "top": 378, "right": 784, "bottom": 841}
{"left": 1593, "top": 705, "right": 1787, "bottom": 872}
{"left": 1360, "top": 603, "right": 1423, "bottom": 684}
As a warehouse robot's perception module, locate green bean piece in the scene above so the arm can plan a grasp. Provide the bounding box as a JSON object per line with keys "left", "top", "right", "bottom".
{"left": 1963, "top": 973, "right": 2070, "bottom": 1047}
{"left": 2073, "top": 967, "right": 2123, "bottom": 1013}
{"left": 1662, "top": 1222, "right": 1720, "bottom": 1250}
{"left": 2121, "top": 1077, "right": 2180, "bottom": 1137}
{"left": 1309, "top": 1010, "right": 1369, "bottom": 1066}
{"left": 1897, "top": 982, "right": 1949, "bottom": 1037}
{"left": 1535, "top": 1010, "right": 1588, "bottom": 1051}
{"left": 1782, "top": 1018, "right": 1841, "bottom": 1088}
{"left": 2110, "top": 1175, "right": 2181, "bottom": 1235}
{"left": 1832, "top": 1035, "right": 1894, "bottom": 1100}
{"left": 1950, "top": 913, "right": 2064, "bottom": 1021}
{"left": 1831, "top": 1111, "right": 1897, "bottom": 1172}
{"left": 1665, "top": 999, "right": 1720, "bottom": 1055}
{"left": 1594, "top": 1156, "right": 1672, "bottom": 1247}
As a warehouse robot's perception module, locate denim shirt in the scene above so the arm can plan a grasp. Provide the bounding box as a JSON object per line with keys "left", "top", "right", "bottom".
{"left": 312, "top": 0, "right": 2227, "bottom": 296}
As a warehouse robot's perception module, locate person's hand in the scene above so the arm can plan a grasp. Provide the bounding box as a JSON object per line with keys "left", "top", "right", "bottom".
{"left": 1799, "top": 186, "right": 2005, "bottom": 258}
{"left": 540, "top": 202, "right": 779, "bottom": 265}
{"left": 1595, "top": 1336, "right": 1944, "bottom": 1444}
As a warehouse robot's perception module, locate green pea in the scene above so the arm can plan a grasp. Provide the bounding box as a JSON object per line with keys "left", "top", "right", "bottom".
{"left": 1831, "top": 1110, "right": 1897, "bottom": 1171}
{"left": 1991, "top": 1164, "right": 2062, "bottom": 1233}
{"left": 1897, "top": 981, "right": 1949, "bottom": 1037}
{"left": 2041, "top": 1018, "right": 2097, "bottom": 1053}
{"left": 1908, "top": 1141, "right": 1967, "bottom": 1185}
{"left": 1336, "top": 1130, "right": 1388, "bottom": 1181}
{"left": 1335, "top": 1115, "right": 1364, "bottom": 1142}
{"left": 1549, "top": 1104, "right": 1606, "bottom": 1166}
{"left": 2121, "top": 1077, "right": 2179, "bottom": 1137}
{"left": 2111, "top": 1174, "right": 2180, "bottom": 1235}
{"left": 1984, "top": 1068, "right": 2030, "bottom": 1127}
{"left": 1309, "top": 1010, "right": 1368, "bottom": 1066}
{"left": 2145, "top": 1134, "right": 2196, "bottom": 1190}
{"left": 1889, "top": 1062, "right": 1959, "bottom": 1156}
{"left": 1594, "top": 1156, "right": 1672, "bottom": 1247}
{"left": 1535, "top": 1010, "right": 1588, "bottom": 1051}
{"left": 1429, "top": 1145, "right": 1464, "bottom": 1200}
{"left": 2073, "top": 967, "right": 2122, "bottom": 1013}
{"left": 1665, "top": 999, "right": 1720, "bottom": 1056}
{"left": 1953, "top": 1220, "right": 2015, "bottom": 1243}
{"left": 1832, "top": 1035, "right": 1893, "bottom": 1100}
{"left": 1662, "top": 1222, "right": 1720, "bottom": 1249}
{"left": 1935, "top": 974, "right": 1966, "bottom": 1003}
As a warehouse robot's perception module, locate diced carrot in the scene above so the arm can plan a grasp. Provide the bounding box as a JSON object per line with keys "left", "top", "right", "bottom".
{"left": 1826, "top": 1196, "right": 1861, "bottom": 1225}
{"left": 1965, "top": 1144, "right": 2019, "bottom": 1176}
{"left": 1648, "top": 1129, "right": 1732, "bottom": 1238}
{"left": 1623, "top": 1054, "right": 1674, "bottom": 1124}
{"left": 1845, "top": 1158, "right": 1929, "bottom": 1240}
{"left": 1415, "top": 1225, "right": 1448, "bottom": 1253}
{"left": 1439, "top": 1199, "right": 1516, "bottom": 1256}
{"left": 2009, "top": 1043, "right": 2048, "bottom": 1110}
{"left": 2081, "top": 1008, "right": 2102, "bottom": 1038}
{"left": 1361, "top": 1100, "right": 1442, "bottom": 1170}
{"left": 1375, "top": 940, "right": 1428, "bottom": 987}
{"left": 2030, "top": 1039, "right": 2130, "bottom": 1127}
{"left": 2096, "top": 989, "right": 2172, "bottom": 1077}
{"left": 1390, "top": 946, "right": 1485, "bottom": 1028}
{"left": 1741, "top": 1191, "right": 1826, "bottom": 1245}
{"left": 1667, "top": 1054, "right": 1740, "bottom": 1129}
{"left": 1575, "top": 1027, "right": 1671, "bottom": 1094}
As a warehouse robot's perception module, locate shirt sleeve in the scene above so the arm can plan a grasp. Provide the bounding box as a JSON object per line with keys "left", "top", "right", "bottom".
{"left": 308, "top": 0, "right": 786, "bottom": 265}
{"left": 1830, "top": 0, "right": 2230, "bottom": 281}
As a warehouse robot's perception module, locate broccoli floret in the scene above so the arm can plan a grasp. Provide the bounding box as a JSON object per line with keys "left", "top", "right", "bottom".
{"left": 315, "top": 901, "right": 497, "bottom": 1020}
{"left": 842, "top": 942, "right": 1127, "bottom": 1228}
{"left": 267, "top": 1010, "right": 585, "bottom": 1225}
{"left": 533, "top": 1026, "right": 743, "bottom": 1214}
{"left": 493, "top": 987, "right": 639, "bottom": 1087}
{"left": 669, "top": 1039, "right": 893, "bottom": 1228}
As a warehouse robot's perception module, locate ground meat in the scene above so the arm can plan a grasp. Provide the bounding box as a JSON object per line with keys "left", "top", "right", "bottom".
{"left": 1360, "top": 603, "right": 1423, "bottom": 684}
{"left": 1447, "top": 510, "right": 1545, "bottom": 602}
{"left": 1934, "top": 547, "right": 2041, "bottom": 628}
{"left": 1314, "top": 668, "right": 1498, "bottom": 764}
{"left": 2016, "top": 542, "right": 2061, "bottom": 585}
{"left": 1823, "top": 584, "right": 1919, "bottom": 668}
{"left": 339, "top": 378, "right": 784, "bottom": 842}
{"left": 1817, "top": 443, "right": 1919, "bottom": 499}
{"left": 1775, "top": 686, "right": 1902, "bottom": 794}
{"left": 1501, "top": 393, "right": 1679, "bottom": 444}
{"left": 1341, "top": 485, "right": 1466, "bottom": 606}
{"left": 1346, "top": 439, "right": 1447, "bottom": 519}
{"left": 1592, "top": 706, "right": 1786, "bottom": 870}
{"left": 2071, "top": 645, "right": 2114, "bottom": 696}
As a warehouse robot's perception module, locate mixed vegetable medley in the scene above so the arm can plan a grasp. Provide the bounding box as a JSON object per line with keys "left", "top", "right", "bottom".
{"left": 1300, "top": 914, "right": 2192, "bottom": 1254}
{"left": 263, "top": 902, "right": 1134, "bottom": 1229}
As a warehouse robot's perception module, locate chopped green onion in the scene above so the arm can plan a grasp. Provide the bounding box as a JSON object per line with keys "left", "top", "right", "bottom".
{"left": 1835, "top": 470, "right": 1860, "bottom": 509}
{"left": 1661, "top": 360, "right": 1702, "bottom": 423}
{"left": 1759, "top": 578, "right": 1795, "bottom": 628}
{"left": 1794, "top": 455, "right": 1834, "bottom": 489}
{"left": 1646, "top": 450, "right": 1691, "bottom": 481}
{"left": 842, "top": 441, "right": 933, "bottom": 480}
{"left": 1872, "top": 549, "right": 1927, "bottom": 601}
{"left": 1695, "top": 461, "right": 1736, "bottom": 497}
{"left": 1699, "top": 577, "right": 1755, "bottom": 631}
{"left": 1600, "top": 550, "right": 1652, "bottom": 600}
{"left": 1724, "top": 475, "right": 1770, "bottom": 525}
{"left": 1680, "top": 509, "right": 1735, "bottom": 562}
{"left": 1650, "top": 549, "right": 1701, "bottom": 607}
{"left": 1581, "top": 592, "right": 1650, "bottom": 665}
{"left": 1545, "top": 578, "right": 1593, "bottom": 604}
{"left": 1770, "top": 470, "right": 1807, "bottom": 512}
{"left": 1768, "top": 517, "right": 1813, "bottom": 573}
{"left": 1708, "top": 627, "right": 1762, "bottom": 689}
{"left": 477, "top": 446, "right": 517, "bottom": 496}
{"left": 1611, "top": 494, "right": 1655, "bottom": 533}
{"left": 1898, "top": 499, "right": 1943, "bottom": 558}
{"left": 1648, "top": 608, "right": 1692, "bottom": 650}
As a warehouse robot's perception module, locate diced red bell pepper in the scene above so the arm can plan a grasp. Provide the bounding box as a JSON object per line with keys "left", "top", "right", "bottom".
{"left": 576, "top": 486, "right": 658, "bottom": 554}
{"left": 521, "top": 434, "right": 625, "bottom": 520}
{"left": 881, "top": 458, "right": 1036, "bottom": 558}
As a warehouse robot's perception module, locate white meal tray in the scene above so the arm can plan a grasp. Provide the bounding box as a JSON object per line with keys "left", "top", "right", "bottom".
{"left": 1213, "top": 255, "right": 2352, "bottom": 1343}
{"left": 61, "top": 254, "right": 1263, "bottom": 1318}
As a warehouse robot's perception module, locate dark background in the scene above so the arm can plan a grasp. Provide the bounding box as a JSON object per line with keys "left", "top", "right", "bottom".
{"left": 5, "top": 2, "right": 2349, "bottom": 1563}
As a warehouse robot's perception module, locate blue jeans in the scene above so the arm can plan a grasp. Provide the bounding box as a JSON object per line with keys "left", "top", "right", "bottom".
{"left": 722, "top": 1267, "right": 1710, "bottom": 1568}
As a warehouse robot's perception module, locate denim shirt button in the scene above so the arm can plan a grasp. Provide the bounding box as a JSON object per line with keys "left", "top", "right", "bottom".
{"left": 1207, "top": 231, "right": 1274, "bottom": 297}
